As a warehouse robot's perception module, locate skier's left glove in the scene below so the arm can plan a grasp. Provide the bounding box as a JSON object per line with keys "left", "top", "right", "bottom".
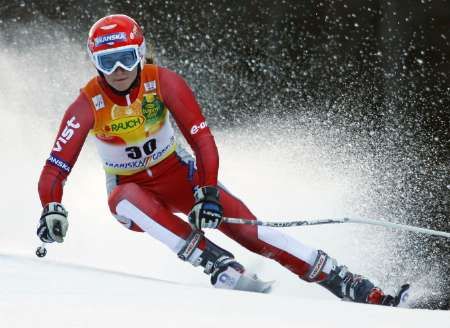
{"left": 37, "top": 202, "right": 69, "bottom": 243}
{"left": 188, "top": 186, "right": 223, "bottom": 229}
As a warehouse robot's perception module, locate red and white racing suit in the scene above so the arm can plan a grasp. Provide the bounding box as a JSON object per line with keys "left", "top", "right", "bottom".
{"left": 38, "top": 64, "right": 333, "bottom": 283}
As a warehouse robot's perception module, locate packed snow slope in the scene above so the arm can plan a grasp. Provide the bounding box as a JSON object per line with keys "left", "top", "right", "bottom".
{"left": 0, "top": 254, "right": 448, "bottom": 328}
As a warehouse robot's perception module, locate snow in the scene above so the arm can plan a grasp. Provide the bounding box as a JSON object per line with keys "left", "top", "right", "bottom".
{"left": 1, "top": 254, "right": 448, "bottom": 328}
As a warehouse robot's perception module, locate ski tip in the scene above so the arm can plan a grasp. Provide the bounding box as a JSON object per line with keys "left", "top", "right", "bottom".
{"left": 396, "top": 284, "right": 411, "bottom": 308}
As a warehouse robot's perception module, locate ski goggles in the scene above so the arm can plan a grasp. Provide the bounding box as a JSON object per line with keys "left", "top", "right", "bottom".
{"left": 92, "top": 45, "right": 141, "bottom": 75}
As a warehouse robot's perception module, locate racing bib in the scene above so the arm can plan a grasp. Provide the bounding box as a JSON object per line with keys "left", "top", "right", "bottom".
{"left": 82, "top": 64, "right": 176, "bottom": 175}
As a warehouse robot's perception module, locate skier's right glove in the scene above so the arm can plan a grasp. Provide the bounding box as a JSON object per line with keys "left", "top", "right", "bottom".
{"left": 37, "top": 202, "right": 69, "bottom": 243}
{"left": 188, "top": 186, "right": 223, "bottom": 229}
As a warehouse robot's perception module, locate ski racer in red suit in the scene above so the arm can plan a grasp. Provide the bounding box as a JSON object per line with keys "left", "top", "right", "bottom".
{"left": 37, "top": 14, "right": 405, "bottom": 305}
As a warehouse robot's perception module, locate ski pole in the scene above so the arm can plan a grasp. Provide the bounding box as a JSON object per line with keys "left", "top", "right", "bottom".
{"left": 223, "top": 217, "right": 450, "bottom": 239}
{"left": 224, "top": 217, "right": 345, "bottom": 228}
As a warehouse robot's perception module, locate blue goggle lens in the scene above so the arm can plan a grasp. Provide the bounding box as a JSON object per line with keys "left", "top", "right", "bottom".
{"left": 98, "top": 49, "right": 138, "bottom": 72}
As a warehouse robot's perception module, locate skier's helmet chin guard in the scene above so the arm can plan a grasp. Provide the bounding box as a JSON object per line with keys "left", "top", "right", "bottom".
{"left": 87, "top": 14, "right": 146, "bottom": 75}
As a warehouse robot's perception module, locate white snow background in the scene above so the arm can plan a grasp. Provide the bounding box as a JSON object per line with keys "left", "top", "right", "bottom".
{"left": 0, "top": 23, "right": 448, "bottom": 328}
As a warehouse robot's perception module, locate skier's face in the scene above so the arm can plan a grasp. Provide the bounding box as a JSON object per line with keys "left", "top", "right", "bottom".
{"left": 103, "top": 66, "right": 138, "bottom": 91}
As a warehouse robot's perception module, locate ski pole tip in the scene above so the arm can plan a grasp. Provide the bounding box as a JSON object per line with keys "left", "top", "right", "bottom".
{"left": 36, "top": 245, "right": 47, "bottom": 258}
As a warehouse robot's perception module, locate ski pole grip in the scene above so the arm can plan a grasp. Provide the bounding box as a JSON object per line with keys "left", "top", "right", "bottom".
{"left": 53, "top": 221, "right": 62, "bottom": 237}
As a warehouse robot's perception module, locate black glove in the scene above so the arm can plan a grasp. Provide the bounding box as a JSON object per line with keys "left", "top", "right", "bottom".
{"left": 188, "top": 186, "right": 223, "bottom": 229}
{"left": 37, "top": 202, "right": 69, "bottom": 243}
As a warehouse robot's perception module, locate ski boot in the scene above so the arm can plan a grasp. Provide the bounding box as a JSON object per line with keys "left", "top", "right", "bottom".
{"left": 369, "top": 284, "right": 411, "bottom": 307}
{"left": 178, "top": 230, "right": 272, "bottom": 293}
{"left": 320, "top": 264, "right": 410, "bottom": 306}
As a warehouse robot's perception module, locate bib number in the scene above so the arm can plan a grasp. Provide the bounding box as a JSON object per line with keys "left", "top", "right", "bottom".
{"left": 125, "top": 139, "right": 157, "bottom": 159}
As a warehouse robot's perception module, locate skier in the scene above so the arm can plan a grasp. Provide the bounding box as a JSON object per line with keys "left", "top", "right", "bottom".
{"left": 37, "top": 14, "right": 406, "bottom": 306}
